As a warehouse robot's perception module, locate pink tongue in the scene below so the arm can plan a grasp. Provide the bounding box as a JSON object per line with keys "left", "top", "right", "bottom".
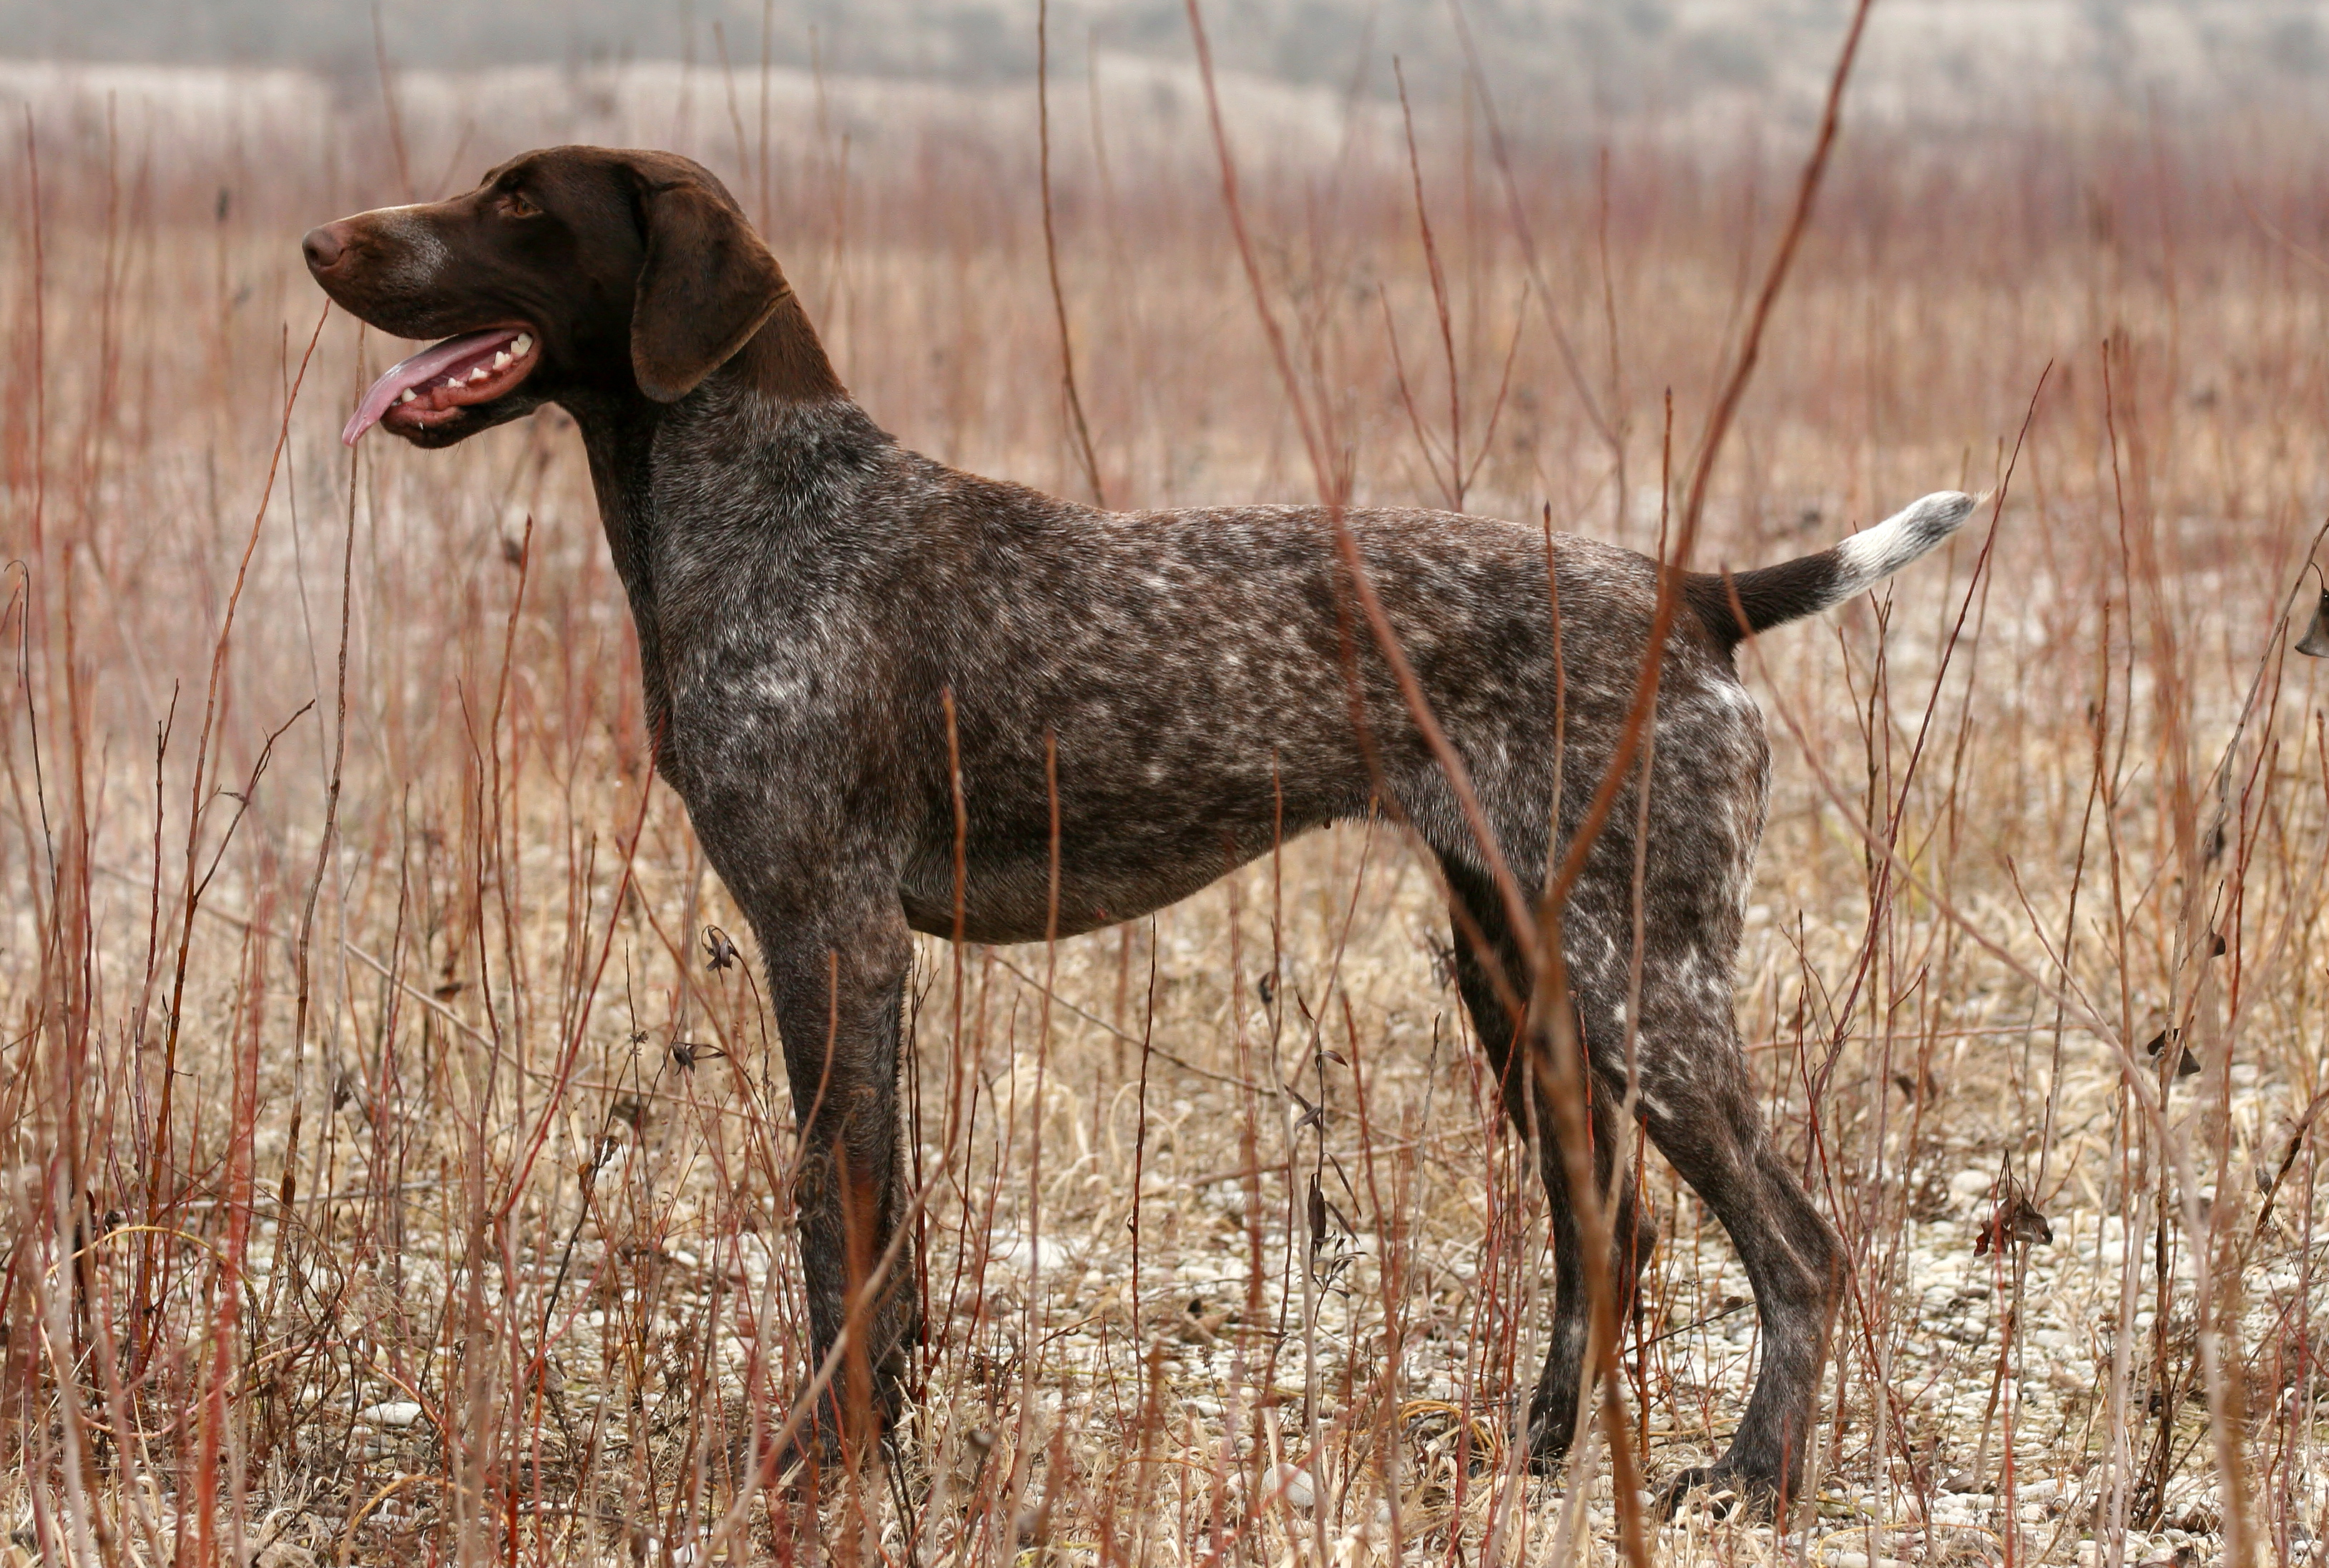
{"left": 341, "top": 328, "right": 522, "bottom": 446}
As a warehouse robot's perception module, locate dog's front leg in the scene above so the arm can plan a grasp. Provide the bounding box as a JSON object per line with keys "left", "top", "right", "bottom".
{"left": 757, "top": 893, "right": 920, "bottom": 1457}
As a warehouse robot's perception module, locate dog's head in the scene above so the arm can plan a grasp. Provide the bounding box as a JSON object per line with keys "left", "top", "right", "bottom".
{"left": 305, "top": 146, "right": 790, "bottom": 446}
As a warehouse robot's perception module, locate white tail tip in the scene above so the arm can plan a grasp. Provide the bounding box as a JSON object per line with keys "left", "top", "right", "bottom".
{"left": 1833, "top": 491, "right": 1981, "bottom": 597}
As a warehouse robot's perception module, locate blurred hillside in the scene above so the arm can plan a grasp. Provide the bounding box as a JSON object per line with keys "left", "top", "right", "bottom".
{"left": 6, "top": 1, "right": 2329, "bottom": 124}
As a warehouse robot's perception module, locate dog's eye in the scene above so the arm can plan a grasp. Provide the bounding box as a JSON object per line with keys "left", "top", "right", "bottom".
{"left": 498, "top": 190, "right": 540, "bottom": 220}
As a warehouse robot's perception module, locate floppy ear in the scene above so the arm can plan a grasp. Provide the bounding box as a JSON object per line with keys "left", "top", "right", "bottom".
{"left": 631, "top": 177, "right": 788, "bottom": 403}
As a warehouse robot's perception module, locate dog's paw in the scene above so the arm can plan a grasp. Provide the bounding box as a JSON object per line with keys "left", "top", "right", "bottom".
{"left": 752, "top": 1382, "right": 866, "bottom": 1486}
{"left": 1655, "top": 1464, "right": 1781, "bottom": 1522}
{"left": 732, "top": 1431, "right": 817, "bottom": 1497}
{"left": 1523, "top": 1406, "right": 1582, "bottom": 1473}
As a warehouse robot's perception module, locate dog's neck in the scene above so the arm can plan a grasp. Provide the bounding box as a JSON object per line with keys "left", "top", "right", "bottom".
{"left": 728, "top": 288, "right": 847, "bottom": 403}
{"left": 564, "top": 295, "right": 888, "bottom": 780}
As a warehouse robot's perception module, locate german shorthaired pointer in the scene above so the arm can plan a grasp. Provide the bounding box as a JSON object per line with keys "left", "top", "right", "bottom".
{"left": 303, "top": 145, "right": 1973, "bottom": 1511}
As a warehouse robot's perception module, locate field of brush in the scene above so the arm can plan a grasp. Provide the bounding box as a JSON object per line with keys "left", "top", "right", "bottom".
{"left": 9, "top": 45, "right": 2329, "bottom": 1568}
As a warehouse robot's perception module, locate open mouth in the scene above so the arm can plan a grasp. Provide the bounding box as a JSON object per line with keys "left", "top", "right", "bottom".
{"left": 342, "top": 326, "right": 540, "bottom": 445}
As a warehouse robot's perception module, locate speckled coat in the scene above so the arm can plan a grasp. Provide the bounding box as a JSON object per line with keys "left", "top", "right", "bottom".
{"left": 303, "top": 144, "right": 1976, "bottom": 1509}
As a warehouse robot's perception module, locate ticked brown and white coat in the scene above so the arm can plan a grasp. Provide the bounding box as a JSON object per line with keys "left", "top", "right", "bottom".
{"left": 304, "top": 144, "right": 1974, "bottom": 1512}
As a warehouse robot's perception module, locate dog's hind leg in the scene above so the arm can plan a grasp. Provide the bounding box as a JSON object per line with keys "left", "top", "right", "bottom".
{"left": 1626, "top": 967, "right": 1843, "bottom": 1516}
{"left": 1442, "top": 862, "right": 1656, "bottom": 1470}
{"left": 1541, "top": 662, "right": 1843, "bottom": 1516}
{"left": 1553, "top": 787, "right": 1843, "bottom": 1514}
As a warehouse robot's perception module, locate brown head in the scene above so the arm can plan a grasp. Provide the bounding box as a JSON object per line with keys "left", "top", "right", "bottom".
{"left": 303, "top": 146, "right": 837, "bottom": 448}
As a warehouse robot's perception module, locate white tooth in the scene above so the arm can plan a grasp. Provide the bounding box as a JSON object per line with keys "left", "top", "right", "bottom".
{"left": 446, "top": 376, "right": 463, "bottom": 388}
{"left": 469, "top": 365, "right": 490, "bottom": 382}
{"left": 491, "top": 351, "right": 511, "bottom": 369}
{"left": 513, "top": 334, "right": 533, "bottom": 355}
{"left": 398, "top": 388, "right": 416, "bottom": 403}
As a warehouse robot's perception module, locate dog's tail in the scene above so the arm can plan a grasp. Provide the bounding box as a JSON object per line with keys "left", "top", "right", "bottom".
{"left": 1684, "top": 490, "right": 1981, "bottom": 650}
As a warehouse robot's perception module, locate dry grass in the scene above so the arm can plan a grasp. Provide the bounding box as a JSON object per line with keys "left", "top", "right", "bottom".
{"left": 9, "top": 47, "right": 2329, "bottom": 1568}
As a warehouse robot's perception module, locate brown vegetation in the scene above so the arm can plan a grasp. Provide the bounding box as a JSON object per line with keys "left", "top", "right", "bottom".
{"left": 6, "top": 46, "right": 2329, "bottom": 1566}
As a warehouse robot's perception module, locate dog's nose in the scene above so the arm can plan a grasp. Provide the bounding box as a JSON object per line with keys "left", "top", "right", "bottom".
{"left": 302, "top": 223, "right": 346, "bottom": 272}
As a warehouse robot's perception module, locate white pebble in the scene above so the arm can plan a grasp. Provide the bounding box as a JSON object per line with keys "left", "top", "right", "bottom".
{"left": 1262, "top": 1461, "right": 1315, "bottom": 1510}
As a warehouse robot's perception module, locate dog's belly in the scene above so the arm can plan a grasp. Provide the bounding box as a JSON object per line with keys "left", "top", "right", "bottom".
{"left": 898, "top": 860, "right": 1247, "bottom": 944}
{"left": 895, "top": 798, "right": 1349, "bottom": 944}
